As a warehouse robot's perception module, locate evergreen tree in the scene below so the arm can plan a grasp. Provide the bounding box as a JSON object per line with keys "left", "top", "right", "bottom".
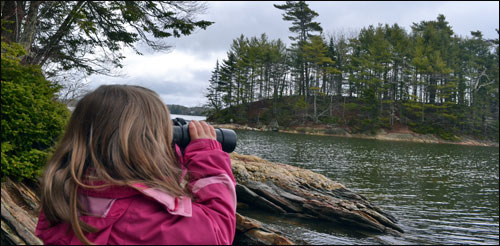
{"left": 274, "top": 1, "right": 322, "bottom": 99}
{"left": 206, "top": 60, "right": 222, "bottom": 112}
{"left": 219, "top": 52, "right": 237, "bottom": 108}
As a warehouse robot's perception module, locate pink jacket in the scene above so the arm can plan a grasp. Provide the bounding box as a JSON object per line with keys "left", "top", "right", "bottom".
{"left": 35, "top": 139, "right": 236, "bottom": 245}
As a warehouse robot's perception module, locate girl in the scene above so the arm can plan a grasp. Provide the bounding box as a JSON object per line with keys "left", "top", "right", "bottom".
{"left": 35, "top": 85, "right": 236, "bottom": 245}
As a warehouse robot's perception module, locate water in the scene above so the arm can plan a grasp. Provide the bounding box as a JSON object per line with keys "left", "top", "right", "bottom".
{"left": 170, "top": 114, "right": 206, "bottom": 121}
{"left": 234, "top": 130, "right": 499, "bottom": 245}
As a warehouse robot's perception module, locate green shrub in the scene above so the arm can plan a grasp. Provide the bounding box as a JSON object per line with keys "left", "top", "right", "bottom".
{"left": 358, "top": 118, "right": 379, "bottom": 134}
{"left": 437, "top": 131, "right": 459, "bottom": 141}
{"left": 435, "top": 128, "right": 459, "bottom": 141}
{"left": 1, "top": 41, "right": 70, "bottom": 181}
{"left": 276, "top": 104, "right": 293, "bottom": 127}
{"left": 379, "top": 117, "right": 391, "bottom": 129}
{"left": 319, "top": 116, "right": 339, "bottom": 125}
{"left": 343, "top": 102, "right": 360, "bottom": 111}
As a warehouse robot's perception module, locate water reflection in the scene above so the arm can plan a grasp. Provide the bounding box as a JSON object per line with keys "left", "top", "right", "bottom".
{"left": 234, "top": 130, "right": 499, "bottom": 245}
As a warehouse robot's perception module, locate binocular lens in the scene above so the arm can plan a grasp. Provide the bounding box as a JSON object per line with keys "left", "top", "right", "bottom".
{"left": 172, "top": 119, "right": 237, "bottom": 153}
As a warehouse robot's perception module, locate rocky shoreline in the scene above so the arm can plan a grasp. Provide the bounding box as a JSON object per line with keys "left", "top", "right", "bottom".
{"left": 231, "top": 153, "right": 404, "bottom": 235}
{"left": 1, "top": 152, "right": 405, "bottom": 245}
{"left": 212, "top": 123, "right": 499, "bottom": 148}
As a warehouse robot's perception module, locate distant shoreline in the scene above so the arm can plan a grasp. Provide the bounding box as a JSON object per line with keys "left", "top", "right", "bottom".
{"left": 66, "top": 105, "right": 497, "bottom": 147}
{"left": 211, "top": 123, "right": 499, "bottom": 148}
{"left": 170, "top": 114, "right": 207, "bottom": 121}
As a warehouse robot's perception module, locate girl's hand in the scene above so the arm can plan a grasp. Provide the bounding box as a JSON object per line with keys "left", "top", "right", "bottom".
{"left": 189, "top": 120, "right": 216, "bottom": 141}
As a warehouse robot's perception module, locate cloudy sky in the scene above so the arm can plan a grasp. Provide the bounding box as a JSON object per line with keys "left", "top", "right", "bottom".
{"left": 87, "top": 1, "right": 499, "bottom": 107}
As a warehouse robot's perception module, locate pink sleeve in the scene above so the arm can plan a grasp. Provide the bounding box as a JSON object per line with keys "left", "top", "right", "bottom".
{"left": 183, "top": 138, "right": 236, "bottom": 244}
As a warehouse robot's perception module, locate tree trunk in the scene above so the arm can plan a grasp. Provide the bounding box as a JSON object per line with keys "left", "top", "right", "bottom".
{"left": 429, "top": 75, "right": 437, "bottom": 104}
{"left": 313, "top": 90, "right": 317, "bottom": 123}
{"left": 1, "top": 1, "right": 24, "bottom": 43}
{"left": 329, "top": 94, "right": 333, "bottom": 117}
{"left": 305, "top": 62, "right": 310, "bottom": 98}
{"left": 19, "top": 1, "right": 41, "bottom": 62}
{"left": 342, "top": 96, "right": 346, "bottom": 124}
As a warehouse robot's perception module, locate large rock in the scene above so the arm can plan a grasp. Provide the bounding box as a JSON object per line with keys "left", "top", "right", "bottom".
{"left": 231, "top": 152, "right": 404, "bottom": 234}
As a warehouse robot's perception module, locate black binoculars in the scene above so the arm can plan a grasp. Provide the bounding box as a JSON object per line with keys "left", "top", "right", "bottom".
{"left": 172, "top": 118, "right": 237, "bottom": 153}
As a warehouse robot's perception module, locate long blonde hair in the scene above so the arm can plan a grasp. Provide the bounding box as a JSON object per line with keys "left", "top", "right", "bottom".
{"left": 40, "top": 85, "right": 188, "bottom": 244}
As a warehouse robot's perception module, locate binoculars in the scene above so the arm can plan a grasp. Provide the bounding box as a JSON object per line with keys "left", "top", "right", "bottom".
{"left": 172, "top": 118, "right": 237, "bottom": 153}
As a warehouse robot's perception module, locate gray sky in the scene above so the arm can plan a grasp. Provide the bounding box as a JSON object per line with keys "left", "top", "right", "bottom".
{"left": 87, "top": 1, "right": 499, "bottom": 107}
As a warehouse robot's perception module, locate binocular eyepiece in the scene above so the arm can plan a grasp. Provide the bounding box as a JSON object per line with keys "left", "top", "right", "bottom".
{"left": 172, "top": 118, "right": 237, "bottom": 153}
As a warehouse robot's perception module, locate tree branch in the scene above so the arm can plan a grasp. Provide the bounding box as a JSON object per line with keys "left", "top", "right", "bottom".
{"left": 31, "top": 1, "right": 85, "bottom": 66}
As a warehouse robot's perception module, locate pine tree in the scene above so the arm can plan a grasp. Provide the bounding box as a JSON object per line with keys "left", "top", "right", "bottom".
{"left": 274, "top": 1, "right": 322, "bottom": 99}
{"left": 206, "top": 60, "right": 222, "bottom": 112}
{"left": 219, "top": 52, "right": 237, "bottom": 108}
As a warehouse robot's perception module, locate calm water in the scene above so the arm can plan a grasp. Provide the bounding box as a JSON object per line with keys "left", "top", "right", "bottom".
{"left": 170, "top": 114, "right": 206, "bottom": 121}
{"left": 234, "top": 130, "right": 499, "bottom": 245}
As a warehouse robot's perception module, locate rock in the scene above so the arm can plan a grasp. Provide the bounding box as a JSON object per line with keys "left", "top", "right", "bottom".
{"left": 326, "top": 127, "right": 351, "bottom": 136}
{"left": 236, "top": 183, "right": 287, "bottom": 213}
{"left": 269, "top": 119, "right": 279, "bottom": 132}
{"left": 235, "top": 213, "right": 294, "bottom": 245}
{"left": 231, "top": 152, "right": 404, "bottom": 234}
{"left": 1, "top": 178, "right": 42, "bottom": 245}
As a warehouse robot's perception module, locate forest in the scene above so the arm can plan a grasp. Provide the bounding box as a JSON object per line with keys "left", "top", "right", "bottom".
{"left": 205, "top": 2, "right": 499, "bottom": 141}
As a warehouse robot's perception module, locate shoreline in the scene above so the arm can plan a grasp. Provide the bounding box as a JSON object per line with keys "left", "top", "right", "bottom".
{"left": 212, "top": 123, "right": 499, "bottom": 148}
